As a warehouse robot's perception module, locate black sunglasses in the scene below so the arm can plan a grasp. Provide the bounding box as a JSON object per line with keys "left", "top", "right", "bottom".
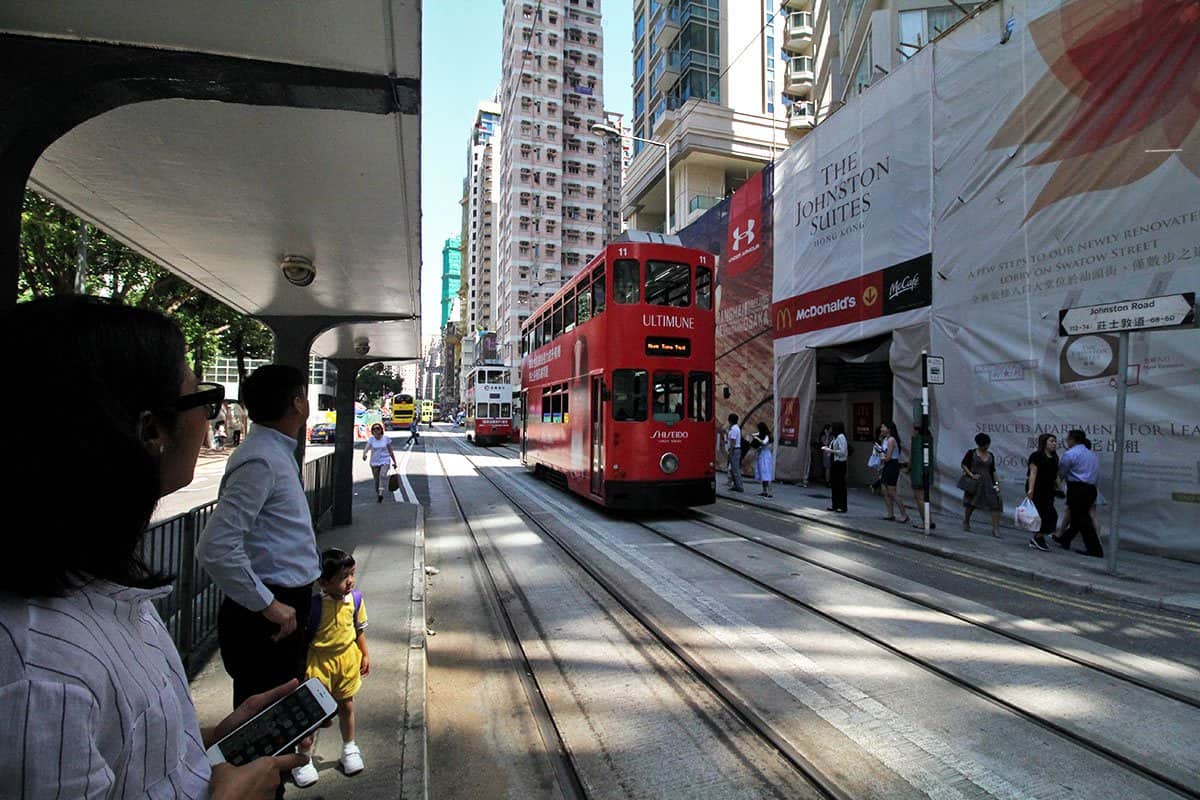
{"left": 172, "top": 382, "right": 226, "bottom": 420}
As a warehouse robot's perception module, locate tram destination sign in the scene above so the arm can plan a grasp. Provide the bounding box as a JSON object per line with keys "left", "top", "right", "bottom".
{"left": 1058, "top": 293, "right": 1195, "bottom": 337}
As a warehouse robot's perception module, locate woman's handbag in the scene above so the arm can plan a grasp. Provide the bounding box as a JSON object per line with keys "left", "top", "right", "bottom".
{"left": 387, "top": 470, "right": 401, "bottom": 493}
{"left": 956, "top": 473, "right": 979, "bottom": 494}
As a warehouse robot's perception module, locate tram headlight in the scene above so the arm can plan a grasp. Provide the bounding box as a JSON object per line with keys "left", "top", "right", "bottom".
{"left": 660, "top": 452, "right": 680, "bottom": 474}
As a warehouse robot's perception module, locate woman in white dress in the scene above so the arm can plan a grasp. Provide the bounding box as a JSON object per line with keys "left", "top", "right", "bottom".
{"left": 362, "top": 422, "right": 397, "bottom": 501}
{"left": 751, "top": 422, "right": 774, "bottom": 497}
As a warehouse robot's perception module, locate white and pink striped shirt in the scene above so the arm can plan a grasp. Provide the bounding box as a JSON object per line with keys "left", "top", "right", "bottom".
{"left": 0, "top": 580, "right": 211, "bottom": 799}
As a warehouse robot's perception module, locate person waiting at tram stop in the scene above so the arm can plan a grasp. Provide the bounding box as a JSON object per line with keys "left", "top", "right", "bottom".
{"left": 960, "top": 432, "right": 1002, "bottom": 537}
{"left": 750, "top": 422, "right": 774, "bottom": 497}
{"left": 0, "top": 296, "right": 306, "bottom": 799}
{"left": 878, "top": 420, "right": 912, "bottom": 524}
{"left": 906, "top": 422, "right": 935, "bottom": 529}
{"left": 821, "top": 422, "right": 849, "bottom": 512}
{"left": 726, "top": 413, "right": 745, "bottom": 492}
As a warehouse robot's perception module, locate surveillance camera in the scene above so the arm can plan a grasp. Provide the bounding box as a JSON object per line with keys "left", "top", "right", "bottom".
{"left": 353, "top": 337, "right": 370, "bottom": 356}
{"left": 280, "top": 254, "right": 316, "bottom": 287}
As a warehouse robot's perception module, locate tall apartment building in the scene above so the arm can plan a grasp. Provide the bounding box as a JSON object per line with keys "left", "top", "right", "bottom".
{"left": 495, "top": 0, "right": 622, "bottom": 369}
{"left": 624, "top": 0, "right": 790, "bottom": 233}
{"left": 439, "top": 236, "right": 462, "bottom": 329}
{"left": 461, "top": 101, "right": 501, "bottom": 338}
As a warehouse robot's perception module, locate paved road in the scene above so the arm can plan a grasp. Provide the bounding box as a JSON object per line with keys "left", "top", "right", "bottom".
{"left": 411, "top": 429, "right": 1199, "bottom": 799}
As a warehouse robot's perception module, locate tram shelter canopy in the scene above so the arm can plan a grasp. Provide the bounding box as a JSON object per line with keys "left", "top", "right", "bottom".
{"left": 1, "top": 0, "right": 423, "bottom": 361}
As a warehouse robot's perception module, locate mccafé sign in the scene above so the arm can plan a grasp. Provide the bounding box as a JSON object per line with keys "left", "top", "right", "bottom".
{"left": 772, "top": 254, "right": 932, "bottom": 338}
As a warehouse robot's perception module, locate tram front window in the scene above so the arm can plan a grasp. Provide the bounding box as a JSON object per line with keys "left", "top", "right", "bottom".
{"left": 612, "top": 369, "right": 648, "bottom": 421}
{"left": 645, "top": 261, "right": 691, "bottom": 307}
{"left": 614, "top": 259, "right": 639, "bottom": 304}
{"left": 652, "top": 372, "right": 684, "bottom": 424}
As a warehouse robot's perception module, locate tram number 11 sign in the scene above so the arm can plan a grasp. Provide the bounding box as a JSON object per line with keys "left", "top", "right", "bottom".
{"left": 1058, "top": 293, "right": 1195, "bottom": 337}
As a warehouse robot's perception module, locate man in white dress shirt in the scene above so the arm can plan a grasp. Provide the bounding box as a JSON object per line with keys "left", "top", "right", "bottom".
{"left": 199, "top": 365, "right": 322, "bottom": 708}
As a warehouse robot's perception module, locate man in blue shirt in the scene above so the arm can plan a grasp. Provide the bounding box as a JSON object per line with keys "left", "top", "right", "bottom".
{"left": 1053, "top": 429, "right": 1103, "bottom": 557}
{"left": 199, "top": 365, "right": 322, "bottom": 707}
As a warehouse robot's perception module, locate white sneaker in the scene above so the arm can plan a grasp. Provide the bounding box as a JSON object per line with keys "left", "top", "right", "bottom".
{"left": 340, "top": 742, "right": 364, "bottom": 775}
{"left": 292, "top": 758, "right": 319, "bottom": 787}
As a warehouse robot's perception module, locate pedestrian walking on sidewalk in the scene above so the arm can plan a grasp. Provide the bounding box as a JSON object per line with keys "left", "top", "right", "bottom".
{"left": 363, "top": 422, "right": 397, "bottom": 502}
{"left": 1025, "top": 433, "right": 1059, "bottom": 551}
{"left": 879, "top": 421, "right": 912, "bottom": 523}
{"left": 1054, "top": 430, "right": 1103, "bottom": 557}
{"left": 0, "top": 296, "right": 305, "bottom": 799}
{"left": 751, "top": 422, "right": 774, "bottom": 497}
{"left": 960, "top": 433, "right": 1002, "bottom": 537}
{"left": 726, "top": 413, "right": 745, "bottom": 492}
{"left": 292, "top": 549, "right": 371, "bottom": 787}
{"left": 822, "top": 422, "right": 849, "bottom": 512}
{"left": 199, "top": 365, "right": 322, "bottom": 717}
{"left": 907, "top": 422, "right": 936, "bottom": 529}
{"left": 409, "top": 415, "right": 421, "bottom": 443}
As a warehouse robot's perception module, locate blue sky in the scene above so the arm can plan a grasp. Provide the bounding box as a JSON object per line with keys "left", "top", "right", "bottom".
{"left": 419, "top": 0, "right": 634, "bottom": 344}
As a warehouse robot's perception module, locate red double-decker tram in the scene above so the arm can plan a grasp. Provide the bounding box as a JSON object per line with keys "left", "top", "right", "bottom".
{"left": 520, "top": 240, "right": 717, "bottom": 509}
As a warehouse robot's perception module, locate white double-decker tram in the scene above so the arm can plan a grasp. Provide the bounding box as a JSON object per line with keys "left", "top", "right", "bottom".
{"left": 465, "top": 365, "right": 514, "bottom": 445}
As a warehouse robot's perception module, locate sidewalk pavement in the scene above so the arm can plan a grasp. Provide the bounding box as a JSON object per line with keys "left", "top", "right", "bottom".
{"left": 718, "top": 479, "right": 1200, "bottom": 617}
{"left": 189, "top": 457, "right": 426, "bottom": 799}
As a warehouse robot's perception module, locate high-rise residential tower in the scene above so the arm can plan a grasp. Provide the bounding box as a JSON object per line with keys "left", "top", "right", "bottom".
{"left": 624, "top": 0, "right": 791, "bottom": 233}
{"left": 495, "top": 0, "right": 622, "bottom": 369}
{"left": 462, "top": 100, "right": 501, "bottom": 339}
{"left": 440, "top": 236, "right": 462, "bottom": 329}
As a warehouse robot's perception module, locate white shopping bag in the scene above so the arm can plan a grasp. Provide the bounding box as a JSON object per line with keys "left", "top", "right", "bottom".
{"left": 1014, "top": 498, "right": 1041, "bottom": 532}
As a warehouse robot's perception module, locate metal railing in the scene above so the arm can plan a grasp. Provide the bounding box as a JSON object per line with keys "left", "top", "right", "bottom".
{"left": 144, "top": 452, "right": 336, "bottom": 675}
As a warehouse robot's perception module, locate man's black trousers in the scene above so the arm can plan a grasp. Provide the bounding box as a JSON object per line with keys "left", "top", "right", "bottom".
{"left": 217, "top": 583, "right": 314, "bottom": 708}
{"left": 1059, "top": 481, "right": 1103, "bottom": 556}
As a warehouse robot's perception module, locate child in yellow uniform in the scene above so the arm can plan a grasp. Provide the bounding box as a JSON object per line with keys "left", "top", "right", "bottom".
{"left": 291, "top": 549, "right": 370, "bottom": 787}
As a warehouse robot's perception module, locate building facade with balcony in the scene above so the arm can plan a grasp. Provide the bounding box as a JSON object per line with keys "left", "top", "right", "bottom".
{"left": 462, "top": 100, "right": 501, "bottom": 342}
{"left": 801, "top": 0, "right": 976, "bottom": 123}
{"left": 624, "top": 0, "right": 793, "bottom": 233}
{"left": 495, "top": 0, "right": 622, "bottom": 372}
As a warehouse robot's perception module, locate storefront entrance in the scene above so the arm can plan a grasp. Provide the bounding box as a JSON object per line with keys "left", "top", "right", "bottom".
{"left": 809, "top": 334, "right": 893, "bottom": 488}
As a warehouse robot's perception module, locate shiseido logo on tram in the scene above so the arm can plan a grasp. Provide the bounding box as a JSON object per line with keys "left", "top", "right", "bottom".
{"left": 642, "top": 313, "right": 695, "bottom": 329}
{"left": 651, "top": 430, "right": 689, "bottom": 440}
{"left": 888, "top": 274, "right": 920, "bottom": 301}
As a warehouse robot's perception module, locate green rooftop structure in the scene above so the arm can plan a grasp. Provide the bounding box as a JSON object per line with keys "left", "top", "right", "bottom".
{"left": 440, "top": 235, "right": 462, "bottom": 329}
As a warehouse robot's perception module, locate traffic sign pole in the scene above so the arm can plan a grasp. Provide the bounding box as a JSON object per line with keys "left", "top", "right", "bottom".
{"left": 921, "top": 351, "right": 931, "bottom": 536}
{"left": 1107, "top": 332, "right": 1130, "bottom": 575}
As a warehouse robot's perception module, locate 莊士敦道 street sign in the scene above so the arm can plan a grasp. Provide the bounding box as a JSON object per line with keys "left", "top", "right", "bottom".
{"left": 1058, "top": 293, "right": 1195, "bottom": 337}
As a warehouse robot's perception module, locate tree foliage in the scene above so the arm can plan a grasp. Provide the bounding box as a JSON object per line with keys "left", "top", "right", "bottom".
{"left": 18, "top": 190, "right": 274, "bottom": 376}
{"left": 356, "top": 362, "right": 405, "bottom": 406}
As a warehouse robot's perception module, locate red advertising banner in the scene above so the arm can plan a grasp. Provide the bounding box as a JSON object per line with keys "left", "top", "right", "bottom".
{"left": 780, "top": 396, "right": 800, "bottom": 447}
{"left": 772, "top": 273, "right": 883, "bottom": 338}
{"left": 724, "top": 170, "right": 765, "bottom": 280}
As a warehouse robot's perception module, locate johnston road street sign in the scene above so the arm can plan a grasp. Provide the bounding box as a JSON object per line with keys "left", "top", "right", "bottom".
{"left": 1058, "top": 292, "right": 1196, "bottom": 337}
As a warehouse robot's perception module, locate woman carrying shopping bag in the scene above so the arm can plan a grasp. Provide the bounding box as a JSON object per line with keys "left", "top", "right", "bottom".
{"left": 1024, "top": 433, "right": 1059, "bottom": 551}
{"left": 363, "top": 422, "right": 397, "bottom": 502}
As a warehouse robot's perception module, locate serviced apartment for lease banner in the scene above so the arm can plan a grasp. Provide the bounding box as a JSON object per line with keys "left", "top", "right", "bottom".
{"left": 771, "top": 0, "right": 1200, "bottom": 558}
{"left": 931, "top": 0, "right": 1200, "bottom": 559}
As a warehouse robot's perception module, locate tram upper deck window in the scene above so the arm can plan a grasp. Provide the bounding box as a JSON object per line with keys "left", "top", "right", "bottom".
{"left": 614, "top": 259, "right": 639, "bottom": 304}
{"left": 592, "top": 267, "right": 606, "bottom": 315}
{"left": 652, "top": 371, "right": 684, "bottom": 423}
{"left": 645, "top": 261, "right": 691, "bottom": 307}
{"left": 611, "top": 369, "right": 648, "bottom": 421}
{"left": 563, "top": 287, "right": 577, "bottom": 331}
{"left": 696, "top": 266, "right": 712, "bottom": 310}
{"left": 552, "top": 303, "right": 564, "bottom": 339}
{"left": 688, "top": 372, "right": 713, "bottom": 421}
{"left": 577, "top": 284, "right": 592, "bottom": 324}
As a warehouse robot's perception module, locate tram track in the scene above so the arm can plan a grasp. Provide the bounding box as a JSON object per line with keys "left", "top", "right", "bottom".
{"left": 457, "top": 438, "right": 1200, "bottom": 799}
{"left": 433, "top": 436, "right": 832, "bottom": 800}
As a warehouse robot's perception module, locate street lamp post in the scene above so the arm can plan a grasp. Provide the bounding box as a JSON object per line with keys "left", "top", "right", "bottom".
{"left": 590, "top": 123, "right": 671, "bottom": 234}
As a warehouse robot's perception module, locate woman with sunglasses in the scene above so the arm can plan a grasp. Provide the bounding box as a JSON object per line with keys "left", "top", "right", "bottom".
{"left": 0, "top": 296, "right": 306, "bottom": 798}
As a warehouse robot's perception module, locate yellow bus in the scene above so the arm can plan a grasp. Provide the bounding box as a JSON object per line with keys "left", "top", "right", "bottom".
{"left": 420, "top": 399, "right": 435, "bottom": 425}
{"left": 392, "top": 393, "right": 415, "bottom": 427}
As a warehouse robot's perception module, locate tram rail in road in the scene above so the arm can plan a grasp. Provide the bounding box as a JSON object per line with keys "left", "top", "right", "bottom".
{"left": 452, "top": 437, "right": 1200, "bottom": 799}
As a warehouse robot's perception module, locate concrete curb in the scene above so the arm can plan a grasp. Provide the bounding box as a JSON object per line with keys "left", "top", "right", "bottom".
{"left": 719, "top": 491, "right": 1200, "bottom": 618}
{"left": 400, "top": 505, "right": 429, "bottom": 800}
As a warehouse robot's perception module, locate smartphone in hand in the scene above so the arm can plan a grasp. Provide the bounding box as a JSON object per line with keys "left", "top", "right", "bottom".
{"left": 206, "top": 678, "right": 337, "bottom": 766}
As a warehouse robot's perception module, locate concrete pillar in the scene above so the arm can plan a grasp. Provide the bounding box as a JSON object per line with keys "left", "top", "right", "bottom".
{"left": 330, "top": 358, "right": 365, "bottom": 527}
